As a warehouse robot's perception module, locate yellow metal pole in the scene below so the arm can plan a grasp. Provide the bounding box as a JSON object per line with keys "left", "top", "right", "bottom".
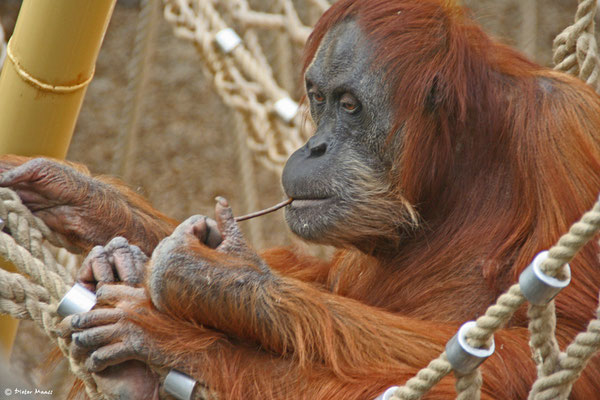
{"left": 0, "top": 0, "right": 117, "bottom": 357}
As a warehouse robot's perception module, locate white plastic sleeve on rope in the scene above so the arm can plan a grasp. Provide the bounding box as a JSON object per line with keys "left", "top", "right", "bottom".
{"left": 445, "top": 321, "right": 495, "bottom": 375}
{"left": 163, "top": 369, "right": 197, "bottom": 400}
{"left": 519, "top": 250, "right": 571, "bottom": 305}
{"left": 374, "top": 386, "right": 400, "bottom": 400}
{"left": 57, "top": 283, "right": 97, "bottom": 317}
{"left": 274, "top": 97, "right": 299, "bottom": 122}
{"left": 215, "top": 28, "right": 242, "bottom": 54}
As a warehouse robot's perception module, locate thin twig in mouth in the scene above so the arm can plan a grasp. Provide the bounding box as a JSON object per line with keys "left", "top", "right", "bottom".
{"left": 235, "top": 198, "right": 293, "bottom": 222}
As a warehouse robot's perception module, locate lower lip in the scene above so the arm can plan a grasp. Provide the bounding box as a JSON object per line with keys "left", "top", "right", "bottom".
{"left": 290, "top": 198, "right": 332, "bottom": 207}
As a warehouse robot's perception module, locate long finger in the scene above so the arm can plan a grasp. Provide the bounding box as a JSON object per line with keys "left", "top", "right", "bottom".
{"left": 107, "top": 239, "right": 147, "bottom": 284}
{"left": 96, "top": 284, "right": 147, "bottom": 305}
{"left": 71, "top": 308, "right": 124, "bottom": 330}
{"left": 72, "top": 324, "right": 118, "bottom": 349}
{"left": 0, "top": 162, "right": 36, "bottom": 186}
{"left": 56, "top": 315, "right": 75, "bottom": 339}
{"left": 214, "top": 197, "right": 247, "bottom": 254}
{"left": 77, "top": 246, "right": 115, "bottom": 291}
{"left": 0, "top": 155, "right": 29, "bottom": 175}
{"left": 86, "top": 342, "right": 143, "bottom": 373}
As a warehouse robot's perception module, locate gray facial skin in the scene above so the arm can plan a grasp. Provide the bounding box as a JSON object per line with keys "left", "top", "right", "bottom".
{"left": 282, "top": 19, "right": 399, "bottom": 248}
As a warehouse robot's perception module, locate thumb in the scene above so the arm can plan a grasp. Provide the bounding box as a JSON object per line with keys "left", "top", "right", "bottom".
{"left": 215, "top": 196, "right": 236, "bottom": 235}
{"left": 214, "top": 196, "right": 246, "bottom": 254}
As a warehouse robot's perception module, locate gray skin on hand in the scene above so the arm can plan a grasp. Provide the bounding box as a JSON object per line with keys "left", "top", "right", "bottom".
{"left": 148, "top": 197, "right": 268, "bottom": 312}
{"left": 54, "top": 17, "right": 404, "bottom": 399}
{"left": 78, "top": 237, "right": 149, "bottom": 293}
{"left": 59, "top": 238, "right": 159, "bottom": 399}
{"left": 61, "top": 198, "right": 264, "bottom": 398}
{"left": 0, "top": 157, "right": 113, "bottom": 251}
{"left": 63, "top": 285, "right": 160, "bottom": 400}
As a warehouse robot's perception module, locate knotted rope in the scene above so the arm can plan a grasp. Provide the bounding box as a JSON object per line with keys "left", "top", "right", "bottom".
{"left": 0, "top": 188, "right": 102, "bottom": 399}
{"left": 553, "top": 0, "right": 600, "bottom": 92}
{"left": 161, "top": 0, "right": 330, "bottom": 173}
{"left": 2, "top": 1, "right": 600, "bottom": 398}
{"left": 385, "top": 1, "right": 600, "bottom": 397}
{"left": 0, "top": 187, "right": 216, "bottom": 400}
{"left": 387, "top": 194, "right": 600, "bottom": 400}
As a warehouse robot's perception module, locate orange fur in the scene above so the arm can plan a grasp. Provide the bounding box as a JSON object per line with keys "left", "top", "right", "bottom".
{"left": 113, "top": 1, "right": 600, "bottom": 398}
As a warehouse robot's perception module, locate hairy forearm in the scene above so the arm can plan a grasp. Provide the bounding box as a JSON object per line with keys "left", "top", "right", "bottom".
{"left": 127, "top": 302, "right": 456, "bottom": 400}
{"left": 90, "top": 176, "right": 177, "bottom": 255}
{"left": 149, "top": 251, "right": 454, "bottom": 375}
{"left": 131, "top": 301, "right": 522, "bottom": 400}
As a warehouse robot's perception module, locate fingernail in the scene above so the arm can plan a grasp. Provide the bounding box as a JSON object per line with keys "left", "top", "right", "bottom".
{"left": 215, "top": 196, "right": 229, "bottom": 207}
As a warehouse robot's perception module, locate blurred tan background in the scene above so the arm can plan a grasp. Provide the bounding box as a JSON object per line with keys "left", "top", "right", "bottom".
{"left": 0, "top": 0, "right": 598, "bottom": 397}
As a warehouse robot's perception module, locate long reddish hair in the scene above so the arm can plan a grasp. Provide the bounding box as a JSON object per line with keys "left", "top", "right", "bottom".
{"left": 303, "top": 0, "right": 600, "bottom": 324}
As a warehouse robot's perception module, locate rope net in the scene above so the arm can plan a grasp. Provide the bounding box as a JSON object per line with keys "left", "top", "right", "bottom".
{"left": 1, "top": 187, "right": 599, "bottom": 400}
{"left": 162, "top": 0, "right": 333, "bottom": 173}
{"left": 1, "top": 0, "right": 600, "bottom": 399}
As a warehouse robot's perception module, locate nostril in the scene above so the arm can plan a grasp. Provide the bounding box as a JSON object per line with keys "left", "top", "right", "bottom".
{"left": 309, "top": 142, "right": 327, "bottom": 157}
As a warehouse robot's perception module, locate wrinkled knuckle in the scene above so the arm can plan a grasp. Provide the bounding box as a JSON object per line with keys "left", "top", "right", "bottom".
{"left": 113, "top": 309, "right": 126, "bottom": 321}
{"left": 153, "top": 238, "right": 181, "bottom": 262}
{"left": 95, "top": 285, "right": 111, "bottom": 300}
{"left": 130, "top": 244, "right": 147, "bottom": 259}
{"left": 91, "top": 245, "right": 105, "bottom": 255}
{"left": 84, "top": 246, "right": 105, "bottom": 263}
{"left": 29, "top": 158, "right": 49, "bottom": 169}
{"left": 107, "top": 236, "right": 130, "bottom": 251}
{"left": 130, "top": 338, "right": 144, "bottom": 355}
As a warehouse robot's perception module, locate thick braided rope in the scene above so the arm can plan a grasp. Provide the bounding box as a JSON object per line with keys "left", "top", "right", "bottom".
{"left": 0, "top": 259, "right": 102, "bottom": 398}
{"left": 527, "top": 301, "right": 561, "bottom": 395}
{"left": 526, "top": 197, "right": 600, "bottom": 398}
{"left": 0, "top": 276, "right": 104, "bottom": 400}
{"left": 553, "top": 0, "right": 600, "bottom": 92}
{"left": 520, "top": 1, "right": 600, "bottom": 395}
{"left": 389, "top": 352, "right": 453, "bottom": 400}
{"left": 0, "top": 189, "right": 212, "bottom": 399}
{"left": 527, "top": 202, "right": 600, "bottom": 399}
{"left": 386, "top": 194, "right": 600, "bottom": 400}
{"left": 0, "top": 189, "right": 104, "bottom": 398}
{"left": 0, "top": 188, "right": 81, "bottom": 253}
{"left": 529, "top": 305, "right": 600, "bottom": 400}
{"left": 0, "top": 229, "right": 68, "bottom": 299}
{"left": 0, "top": 268, "right": 50, "bottom": 320}
{"left": 0, "top": 191, "right": 73, "bottom": 284}
{"left": 455, "top": 370, "right": 482, "bottom": 400}
{"left": 227, "top": 0, "right": 311, "bottom": 46}
{"left": 462, "top": 3, "right": 600, "bottom": 387}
